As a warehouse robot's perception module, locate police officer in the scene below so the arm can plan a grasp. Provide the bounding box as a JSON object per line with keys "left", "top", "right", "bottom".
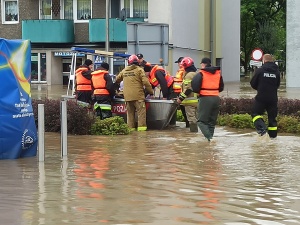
{"left": 250, "top": 54, "right": 281, "bottom": 139}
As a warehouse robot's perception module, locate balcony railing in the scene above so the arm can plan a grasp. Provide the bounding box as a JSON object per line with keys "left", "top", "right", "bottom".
{"left": 89, "top": 18, "right": 144, "bottom": 42}
{"left": 22, "top": 20, "right": 74, "bottom": 43}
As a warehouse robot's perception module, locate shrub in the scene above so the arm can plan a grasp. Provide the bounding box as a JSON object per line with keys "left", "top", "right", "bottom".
{"left": 217, "top": 114, "right": 254, "bottom": 129}
{"left": 277, "top": 115, "right": 300, "bottom": 133}
{"left": 90, "top": 116, "right": 130, "bottom": 135}
{"left": 32, "top": 99, "right": 95, "bottom": 135}
{"left": 176, "top": 109, "right": 185, "bottom": 122}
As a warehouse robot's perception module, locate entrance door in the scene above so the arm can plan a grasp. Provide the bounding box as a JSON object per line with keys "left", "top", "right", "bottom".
{"left": 31, "top": 53, "right": 47, "bottom": 84}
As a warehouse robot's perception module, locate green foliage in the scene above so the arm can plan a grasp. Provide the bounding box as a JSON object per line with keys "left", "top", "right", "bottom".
{"left": 90, "top": 116, "right": 130, "bottom": 135}
{"left": 217, "top": 114, "right": 254, "bottom": 129}
{"left": 277, "top": 115, "right": 300, "bottom": 133}
{"left": 176, "top": 109, "right": 185, "bottom": 122}
{"left": 241, "top": 0, "right": 286, "bottom": 72}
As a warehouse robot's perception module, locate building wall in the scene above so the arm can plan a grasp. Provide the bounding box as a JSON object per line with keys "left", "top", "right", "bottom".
{"left": 286, "top": 0, "right": 300, "bottom": 87}
{"left": 221, "top": 0, "right": 240, "bottom": 82}
{"left": 0, "top": 0, "right": 39, "bottom": 39}
{"left": 148, "top": 0, "right": 240, "bottom": 82}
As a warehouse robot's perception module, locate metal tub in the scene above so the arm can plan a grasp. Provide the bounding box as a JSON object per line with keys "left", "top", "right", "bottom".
{"left": 111, "top": 99, "right": 178, "bottom": 130}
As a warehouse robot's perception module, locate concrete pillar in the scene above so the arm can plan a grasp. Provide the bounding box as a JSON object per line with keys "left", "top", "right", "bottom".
{"left": 286, "top": 0, "right": 300, "bottom": 87}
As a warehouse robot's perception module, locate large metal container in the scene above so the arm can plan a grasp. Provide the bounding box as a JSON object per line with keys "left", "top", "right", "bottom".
{"left": 111, "top": 98, "right": 178, "bottom": 130}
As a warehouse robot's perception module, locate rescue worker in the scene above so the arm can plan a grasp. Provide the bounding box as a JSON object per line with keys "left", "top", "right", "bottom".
{"left": 173, "top": 56, "right": 189, "bottom": 128}
{"left": 144, "top": 63, "right": 174, "bottom": 100}
{"left": 250, "top": 54, "right": 280, "bottom": 139}
{"left": 91, "top": 62, "right": 114, "bottom": 119}
{"left": 191, "top": 57, "right": 224, "bottom": 142}
{"left": 137, "top": 53, "right": 147, "bottom": 67}
{"left": 116, "top": 55, "right": 153, "bottom": 131}
{"left": 75, "top": 59, "right": 94, "bottom": 104}
{"left": 176, "top": 57, "right": 199, "bottom": 132}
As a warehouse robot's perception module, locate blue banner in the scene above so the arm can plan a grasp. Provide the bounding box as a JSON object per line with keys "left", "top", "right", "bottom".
{"left": 0, "top": 38, "right": 37, "bottom": 159}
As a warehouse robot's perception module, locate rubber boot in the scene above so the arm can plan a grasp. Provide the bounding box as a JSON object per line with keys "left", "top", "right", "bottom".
{"left": 189, "top": 123, "right": 198, "bottom": 133}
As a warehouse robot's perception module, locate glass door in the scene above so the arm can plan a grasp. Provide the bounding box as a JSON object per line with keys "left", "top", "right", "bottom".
{"left": 31, "top": 53, "right": 47, "bottom": 83}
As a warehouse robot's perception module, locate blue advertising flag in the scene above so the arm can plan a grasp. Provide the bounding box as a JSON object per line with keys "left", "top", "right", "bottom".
{"left": 0, "top": 38, "right": 37, "bottom": 159}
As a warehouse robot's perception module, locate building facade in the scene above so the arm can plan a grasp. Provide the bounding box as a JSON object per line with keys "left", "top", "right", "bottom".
{"left": 0, "top": 0, "right": 240, "bottom": 85}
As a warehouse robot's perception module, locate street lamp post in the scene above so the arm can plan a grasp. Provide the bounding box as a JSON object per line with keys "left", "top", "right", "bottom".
{"left": 105, "top": 0, "right": 110, "bottom": 63}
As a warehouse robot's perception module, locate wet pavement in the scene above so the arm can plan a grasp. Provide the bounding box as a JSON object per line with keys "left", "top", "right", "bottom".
{"left": 1, "top": 79, "right": 300, "bottom": 224}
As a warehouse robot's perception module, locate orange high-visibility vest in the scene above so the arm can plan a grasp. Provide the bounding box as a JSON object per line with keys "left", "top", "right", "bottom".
{"left": 91, "top": 70, "right": 110, "bottom": 95}
{"left": 76, "top": 67, "right": 92, "bottom": 91}
{"left": 149, "top": 65, "right": 173, "bottom": 88}
{"left": 199, "top": 69, "right": 221, "bottom": 96}
{"left": 173, "top": 68, "right": 185, "bottom": 93}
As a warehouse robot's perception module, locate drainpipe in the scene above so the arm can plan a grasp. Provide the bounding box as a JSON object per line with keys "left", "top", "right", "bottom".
{"left": 210, "top": 0, "right": 215, "bottom": 64}
{"left": 105, "top": 0, "right": 110, "bottom": 63}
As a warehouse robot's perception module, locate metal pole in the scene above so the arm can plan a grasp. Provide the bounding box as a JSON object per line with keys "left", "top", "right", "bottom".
{"left": 105, "top": 0, "right": 110, "bottom": 63}
{"left": 38, "top": 104, "right": 45, "bottom": 162}
{"left": 210, "top": 0, "right": 215, "bottom": 64}
{"left": 61, "top": 100, "right": 68, "bottom": 158}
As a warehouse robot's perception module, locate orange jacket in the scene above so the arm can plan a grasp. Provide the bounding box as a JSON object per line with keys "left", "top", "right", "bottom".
{"left": 91, "top": 70, "right": 110, "bottom": 95}
{"left": 173, "top": 68, "right": 185, "bottom": 93}
{"left": 76, "top": 67, "right": 92, "bottom": 91}
{"left": 199, "top": 69, "right": 221, "bottom": 96}
{"left": 149, "top": 65, "right": 173, "bottom": 88}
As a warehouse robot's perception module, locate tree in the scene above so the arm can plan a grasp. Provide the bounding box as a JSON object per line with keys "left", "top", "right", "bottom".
{"left": 241, "top": 0, "right": 286, "bottom": 73}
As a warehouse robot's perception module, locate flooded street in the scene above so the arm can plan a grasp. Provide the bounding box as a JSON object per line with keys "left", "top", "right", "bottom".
{"left": 1, "top": 127, "right": 300, "bottom": 224}
{"left": 1, "top": 80, "right": 300, "bottom": 224}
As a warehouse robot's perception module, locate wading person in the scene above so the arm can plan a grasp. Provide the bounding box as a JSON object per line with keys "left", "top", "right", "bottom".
{"left": 75, "top": 59, "right": 94, "bottom": 104}
{"left": 91, "top": 62, "right": 115, "bottom": 119}
{"left": 250, "top": 54, "right": 281, "bottom": 139}
{"left": 176, "top": 57, "right": 199, "bottom": 132}
{"left": 191, "top": 58, "right": 224, "bottom": 141}
{"left": 116, "top": 55, "right": 153, "bottom": 131}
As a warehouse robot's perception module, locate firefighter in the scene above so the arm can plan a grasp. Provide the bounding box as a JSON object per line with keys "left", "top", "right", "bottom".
{"left": 176, "top": 57, "right": 199, "bottom": 132}
{"left": 75, "top": 59, "right": 93, "bottom": 104}
{"left": 172, "top": 57, "right": 189, "bottom": 128}
{"left": 116, "top": 55, "right": 153, "bottom": 131}
{"left": 143, "top": 63, "right": 174, "bottom": 100}
{"left": 91, "top": 62, "right": 115, "bottom": 119}
{"left": 191, "top": 57, "right": 224, "bottom": 142}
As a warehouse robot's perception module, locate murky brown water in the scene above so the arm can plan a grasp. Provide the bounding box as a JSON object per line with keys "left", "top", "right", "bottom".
{"left": 1, "top": 126, "right": 300, "bottom": 225}
{"left": 2, "top": 79, "right": 300, "bottom": 224}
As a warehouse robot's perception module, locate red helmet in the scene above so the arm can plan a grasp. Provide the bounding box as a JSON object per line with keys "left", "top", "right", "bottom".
{"left": 180, "top": 57, "right": 194, "bottom": 69}
{"left": 128, "top": 55, "right": 139, "bottom": 64}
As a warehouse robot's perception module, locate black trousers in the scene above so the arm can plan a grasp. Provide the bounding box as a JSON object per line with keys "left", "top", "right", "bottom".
{"left": 251, "top": 99, "right": 278, "bottom": 138}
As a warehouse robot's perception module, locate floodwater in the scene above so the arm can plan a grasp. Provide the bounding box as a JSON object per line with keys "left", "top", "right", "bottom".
{"left": 1, "top": 79, "right": 300, "bottom": 224}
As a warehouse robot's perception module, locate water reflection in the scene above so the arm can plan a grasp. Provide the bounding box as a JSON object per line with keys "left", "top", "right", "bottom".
{"left": 1, "top": 128, "right": 300, "bottom": 224}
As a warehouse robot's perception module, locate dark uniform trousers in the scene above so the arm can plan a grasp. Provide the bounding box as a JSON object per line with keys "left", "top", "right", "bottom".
{"left": 252, "top": 99, "right": 278, "bottom": 138}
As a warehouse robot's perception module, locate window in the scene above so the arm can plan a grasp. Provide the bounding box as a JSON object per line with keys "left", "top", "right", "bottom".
{"left": 1, "top": 0, "right": 19, "bottom": 24}
{"left": 39, "top": 0, "right": 91, "bottom": 22}
{"left": 76, "top": 0, "right": 91, "bottom": 20}
{"left": 122, "top": 0, "right": 148, "bottom": 18}
{"left": 64, "top": 0, "right": 73, "bottom": 20}
{"left": 40, "top": 0, "right": 52, "bottom": 19}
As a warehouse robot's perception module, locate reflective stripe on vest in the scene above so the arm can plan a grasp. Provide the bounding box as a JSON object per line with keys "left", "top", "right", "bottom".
{"left": 91, "top": 70, "right": 110, "bottom": 95}
{"left": 199, "top": 70, "right": 221, "bottom": 96}
{"left": 76, "top": 67, "right": 92, "bottom": 91}
{"left": 149, "top": 65, "right": 173, "bottom": 88}
{"left": 173, "top": 68, "right": 184, "bottom": 93}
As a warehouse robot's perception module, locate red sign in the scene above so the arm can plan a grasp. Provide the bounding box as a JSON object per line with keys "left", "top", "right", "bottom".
{"left": 251, "top": 48, "right": 263, "bottom": 61}
{"left": 112, "top": 103, "right": 127, "bottom": 114}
